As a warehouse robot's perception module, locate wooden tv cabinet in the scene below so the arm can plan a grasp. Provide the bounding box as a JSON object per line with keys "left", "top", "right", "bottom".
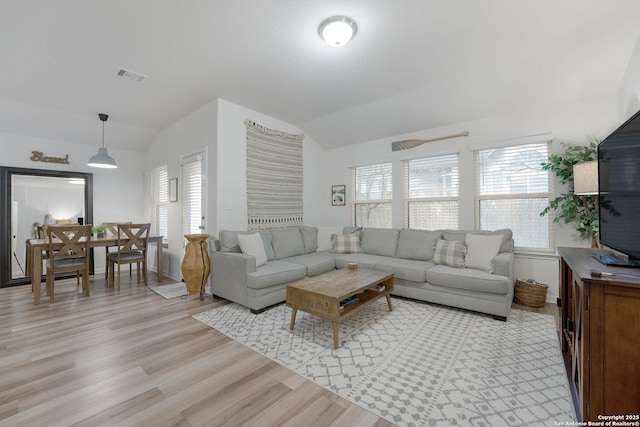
{"left": 558, "top": 247, "right": 640, "bottom": 421}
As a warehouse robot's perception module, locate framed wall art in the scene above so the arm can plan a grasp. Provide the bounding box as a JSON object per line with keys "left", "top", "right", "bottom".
{"left": 169, "top": 177, "right": 178, "bottom": 202}
{"left": 331, "top": 184, "right": 346, "bottom": 206}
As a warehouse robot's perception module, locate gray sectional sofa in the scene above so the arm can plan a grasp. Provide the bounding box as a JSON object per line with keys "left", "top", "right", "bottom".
{"left": 211, "top": 226, "right": 515, "bottom": 320}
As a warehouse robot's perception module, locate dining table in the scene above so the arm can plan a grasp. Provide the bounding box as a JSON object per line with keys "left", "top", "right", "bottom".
{"left": 27, "top": 235, "right": 164, "bottom": 305}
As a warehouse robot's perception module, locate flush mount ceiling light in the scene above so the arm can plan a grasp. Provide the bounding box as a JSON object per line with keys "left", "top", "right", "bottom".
{"left": 87, "top": 113, "right": 118, "bottom": 169}
{"left": 318, "top": 16, "right": 357, "bottom": 47}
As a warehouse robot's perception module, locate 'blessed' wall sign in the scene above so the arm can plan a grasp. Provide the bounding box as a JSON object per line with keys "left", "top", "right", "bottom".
{"left": 30, "top": 151, "right": 70, "bottom": 165}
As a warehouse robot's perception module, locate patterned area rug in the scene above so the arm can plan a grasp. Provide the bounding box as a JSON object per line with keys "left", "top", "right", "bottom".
{"left": 149, "top": 282, "right": 211, "bottom": 299}
{"left": 193, "top": 298, "right": 575, "bottom": 426}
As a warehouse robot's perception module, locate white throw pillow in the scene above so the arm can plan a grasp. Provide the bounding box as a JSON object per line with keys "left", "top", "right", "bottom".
{"left": 464, "top": 233, "right": 504, "bottom": 272}
{"left": 316, "top": 226, "right": 343, "bottom": 252}
{"left": 237, "top": 232, "right": 268, "bottom": 267}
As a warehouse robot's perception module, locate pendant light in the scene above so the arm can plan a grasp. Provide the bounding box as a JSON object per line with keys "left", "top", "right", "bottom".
{"left": 87, "top": 113, "right": 118, "bottom": 168}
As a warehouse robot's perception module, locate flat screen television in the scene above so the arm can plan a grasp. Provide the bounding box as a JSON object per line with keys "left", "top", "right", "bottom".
{"left": 596, "top": 108, "right": 640, "bottom": 267}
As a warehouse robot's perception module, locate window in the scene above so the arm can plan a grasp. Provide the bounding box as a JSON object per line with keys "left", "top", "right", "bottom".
{"left": 403, "top": 154, "right": 459, "bottom": 229}
{"left": 149, "top": 163, "right": 168, "bottom": 244}
{"left": 475, "top": 142, "right": 552, "bottom": 249}
{"left": 181, "top": 153, "right": 205, "bottom": 236}
{"left": 351, "top": 162, "right": 392, "bottom": 228}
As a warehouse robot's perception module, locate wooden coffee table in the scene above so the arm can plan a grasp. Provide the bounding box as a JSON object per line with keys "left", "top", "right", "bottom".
{"left": 286, "top": 268, "right": 394, "bottom": 348}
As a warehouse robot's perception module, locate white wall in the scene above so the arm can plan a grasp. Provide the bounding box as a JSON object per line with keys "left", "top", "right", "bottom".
{"left": 619, "top": 34, "right": 640, "bottom": 120}
{"left": 215, "top": 99, "right": 326, "bottom": 232}
{"left": 145, "top": 100, "right": 218, "bottom": 281}
{"left": 0, "top": 131, "right": 146, "bottom": 273}
{"left": 319, "top": 96, "right": 622, "bottom": 303}
{"left": 145, "top": 98, "right": 326, "bottom": 281}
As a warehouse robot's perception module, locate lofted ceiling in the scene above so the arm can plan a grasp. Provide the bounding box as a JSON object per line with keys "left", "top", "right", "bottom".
{"left": 1, "top": 0, "right": 639, "bottom": 152}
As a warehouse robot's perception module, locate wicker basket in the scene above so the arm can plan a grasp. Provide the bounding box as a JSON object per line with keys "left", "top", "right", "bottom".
{"left": 513, "top": 279, "right": 548, "bottom": 308}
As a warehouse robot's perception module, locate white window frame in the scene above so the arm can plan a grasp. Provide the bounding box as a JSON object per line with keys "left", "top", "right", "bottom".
{"left": 403, "top": 153, "right": 460, "bottom": 230}
{"left": 149, "top": 163, "right": 168, "bottom": 245}
{"left": 181, "top": 151, "right": 207, "bottom": 237}
{"left": 350, "top": 162, "right": 393, "bottom": 228}
{"left": 474, "top": 140, "right": 553, "bottom": 251}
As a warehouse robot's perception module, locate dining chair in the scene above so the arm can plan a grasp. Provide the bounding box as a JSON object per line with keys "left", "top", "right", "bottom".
{"left": 25, "top": 226, "right": 48, "bottom": 282}
{"left": 45, "top": 224, "right": 92, "bottom": 303}
{"left": 48, "top": 224, "right": 86, "bottom": 285}
{"left": 102, "top": 221, "right": 134, "bottom": 281}
{"left": 107, "top": 223, "right": 150, "bottom": 289}
{"left": 28, "top": 225, "right": 80, "bottom": 292}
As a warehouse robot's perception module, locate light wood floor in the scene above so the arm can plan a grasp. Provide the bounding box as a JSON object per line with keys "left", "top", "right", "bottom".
{"left": 0, "top": 274, "right": 557, "bottom": 426}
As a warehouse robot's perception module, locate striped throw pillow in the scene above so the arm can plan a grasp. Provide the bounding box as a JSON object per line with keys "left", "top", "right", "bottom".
{"left": 432, "top": 239, "right": 466, "bottom": 268}
{"left": 331, "top": 233, "right": 362, "bottom": 254}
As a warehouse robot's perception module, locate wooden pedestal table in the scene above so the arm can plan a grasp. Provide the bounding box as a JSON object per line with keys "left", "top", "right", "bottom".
{"left": 286, "top": 268, "right": 394, "bottom": 349}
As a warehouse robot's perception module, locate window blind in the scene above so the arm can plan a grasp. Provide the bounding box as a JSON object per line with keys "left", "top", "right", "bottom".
{"left": 181, "top": 155, "right": 203, "bottom": 236}
{"left": 149, "top": 163, "right": 168, "bottom": 243}
{"left": 403, "top": 153, "right": 459, "bottom": 229}
{"left": 351, "top": 162, "right": 393, "bottom": 228}
{"left": 475, "top": 141, "right": 552, "bottom": 249}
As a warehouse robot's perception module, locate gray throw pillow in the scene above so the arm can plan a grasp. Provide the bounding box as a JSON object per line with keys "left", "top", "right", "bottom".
{"left": 331, "top": 232, "right": 362, "bottom": 254}
{"left": 432, "top": 239, "right": 466, "bottom": 268}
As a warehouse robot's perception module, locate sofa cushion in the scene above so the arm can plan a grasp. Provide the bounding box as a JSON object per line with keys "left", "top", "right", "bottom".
{"left": 374, "top": 258, "right": 433, "bottom": 282}
{"left": 283, "top": 253, "right": 336, "bottom": 276}
{"left": 219, "top": 229, "right": 275, "bottom": 260}
{"left": 443, "top": 229, "right": 513, "bottom": 253}
{"left": 246, "top": 260, "right": 307, "bottom": 290}
{"left": 465, "top": 233, "right": 503, "bottom": 272}
{"left": 316, "top": 226, "right": 344, "bottom": 252}
{"left": 360, "top": 228, "right": 400, "bottom": 257}
{"left": 331, "top": 232, "right": 362, "bottom": 254}
{"left": 396, "top": 229, "right": 443, "bottom": 261}
{"left": 432, "top": 239, "right": 466, "bottom": 268}
{"left": 271, "top": 227, "right": 305, "bottom": 259}
{"left": 333, "top": 253, "right": 392, "bottom": 270}
{"left": 426, "top": 264, "right": 510, "bottom": 295}
{"left": 301, "top": 226, "right": 318, "bottom": 254}
{"left": 237, "top": 232, "right": 268, "bottom": 267}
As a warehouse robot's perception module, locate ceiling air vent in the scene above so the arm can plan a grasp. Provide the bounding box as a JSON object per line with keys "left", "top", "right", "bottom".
{"left": 116, "top": 68, "right": 148, "bottom": 83}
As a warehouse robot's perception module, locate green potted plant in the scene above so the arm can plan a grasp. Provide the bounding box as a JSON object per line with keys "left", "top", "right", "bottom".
{"left": 540, "top": 140, "right": 599, "bottom": 247}
{"left": 92, "top": 223, "right": 106, "bottom": 238}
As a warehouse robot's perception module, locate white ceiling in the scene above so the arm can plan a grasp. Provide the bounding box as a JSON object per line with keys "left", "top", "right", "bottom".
{"left": 1, "top": 0, "right": 639, "bottom": 152}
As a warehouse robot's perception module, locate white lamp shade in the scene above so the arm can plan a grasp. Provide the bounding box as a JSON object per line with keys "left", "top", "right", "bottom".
{"left": 319, "top": 16, "right": 357, "bottom": 47}
{"left": 87, "top": 147, "right": 118, "bottom": 168}
{"left": 573, "top": 161, "right": 598, "bottom": 195}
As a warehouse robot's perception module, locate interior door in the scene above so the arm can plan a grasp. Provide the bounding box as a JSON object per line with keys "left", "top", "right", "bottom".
{"left": 181, "top": 151, "right": 207, "bottom": 236}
